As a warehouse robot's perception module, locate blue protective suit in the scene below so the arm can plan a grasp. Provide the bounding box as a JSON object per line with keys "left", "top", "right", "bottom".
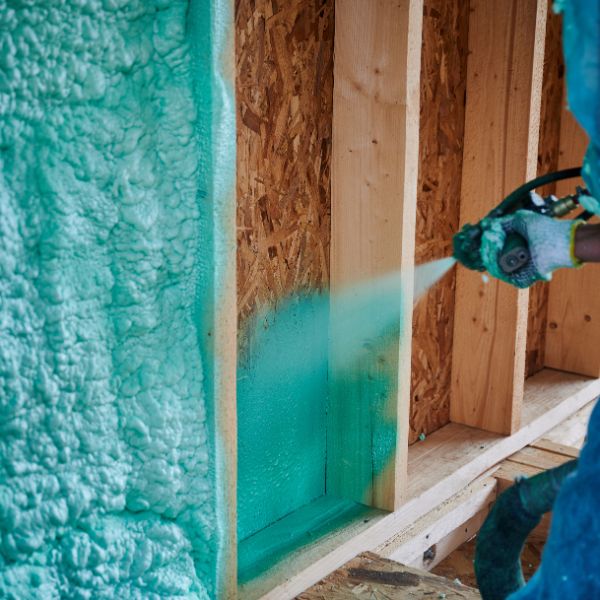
{"left": 509, "top": 1, "right": 600, "bottom": 598}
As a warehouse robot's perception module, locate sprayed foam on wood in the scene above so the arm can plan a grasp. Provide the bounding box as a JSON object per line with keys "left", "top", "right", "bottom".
{"left": 235, "top": 0, "right": 334, "bottom": 324}
{"left": 409, "top": 0, "right": 469, "bottom": 444}
{"left": 526, "top": 1, "right": 565, "bottom": 378}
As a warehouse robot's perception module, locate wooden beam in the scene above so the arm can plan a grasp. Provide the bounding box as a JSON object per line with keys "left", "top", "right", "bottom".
{"left": 245, "top": 369, "right": 598, "bottom": 600}
{"left": 329, "top": 0, "right": 423, "bottom": 510}
{"left": 543, "top": 399, "right": 597, "bottom": 448}
{"left": 450, "top": 0, "right": 546, "bottom": 434}
{"left": 530, "top": 438, "right": 581, "bottom": 459}
{"left": 377, "top": 476, "right": 497, "bottom": 569}
{"left": 507, "top": 445, "right": 574, "bottom": 471}
{"left": 544, "top": 104, "right": 600, "bottom": 377}
{"left": 194, "top": 1, "right": 237, "bottom": 595}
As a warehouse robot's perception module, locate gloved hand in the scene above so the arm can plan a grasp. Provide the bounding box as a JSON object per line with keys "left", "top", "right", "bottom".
{"left": 479, "top": 210, "right": 583, "bottom": 288}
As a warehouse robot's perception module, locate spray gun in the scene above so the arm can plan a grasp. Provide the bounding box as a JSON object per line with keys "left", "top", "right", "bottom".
{"left": 453, "top": 167, "right": 594, "bottom": 275}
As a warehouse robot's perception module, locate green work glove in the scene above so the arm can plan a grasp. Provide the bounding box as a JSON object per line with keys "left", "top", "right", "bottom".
{"left": 480, "top": 210, "right": 582, "bottom": 288}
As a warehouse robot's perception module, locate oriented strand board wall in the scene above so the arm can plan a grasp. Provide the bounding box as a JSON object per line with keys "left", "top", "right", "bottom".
{"left": 409, "top": 0, "right": 469, "bottom": 443}
{"left": 236, "top": 0, "right": 334, "bottom": 324}
{"left": 235, "top": 0, "right": 334, "bottom": 543}
{"left": 526, "top": 2, "right": 564, "bottom": 377}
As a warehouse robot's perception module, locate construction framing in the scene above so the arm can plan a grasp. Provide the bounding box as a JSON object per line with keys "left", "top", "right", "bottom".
{"left": 231, "top": 0, "right": 600, "bottom": 598}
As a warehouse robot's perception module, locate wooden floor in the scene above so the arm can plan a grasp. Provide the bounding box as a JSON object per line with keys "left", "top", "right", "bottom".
{"left": 298, "top": 402, "right": 591, "bottom": 598}
{"left": 298, "top": 552, "right": 480, "bottom": 599}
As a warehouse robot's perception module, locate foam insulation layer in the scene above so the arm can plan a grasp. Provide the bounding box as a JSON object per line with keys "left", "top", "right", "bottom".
{"left": 0, "top": 1, "right": 234, "bottom": 598}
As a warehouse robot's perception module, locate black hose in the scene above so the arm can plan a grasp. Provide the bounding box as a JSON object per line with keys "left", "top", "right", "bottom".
{"left": 489, "top": 167, "right": 583, "bottom": 219}
{"left": 474, "top": 459, "right": 578, "bottom": 600}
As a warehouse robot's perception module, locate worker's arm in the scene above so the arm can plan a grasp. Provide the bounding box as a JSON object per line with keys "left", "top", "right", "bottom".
{"left": 574, "top": 223, "right": 600, "bottom": 262}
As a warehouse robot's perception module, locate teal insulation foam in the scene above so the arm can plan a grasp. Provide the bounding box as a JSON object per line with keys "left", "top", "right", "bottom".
{"left": 237, "top": 270, "right": 413, "bottom": 552}
{"left": 0, "top": 1, "right": 235, "bottom": 598}
{"left": 237, "top": 294, "right": 329, "bottom": 542}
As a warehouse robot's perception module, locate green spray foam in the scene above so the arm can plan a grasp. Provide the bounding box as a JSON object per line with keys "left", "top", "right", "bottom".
{"left": 0, "top": 1, "right": 234, "bottom": 598}
{"left": 237, "top": 257, "right": 456, "bottom": 576}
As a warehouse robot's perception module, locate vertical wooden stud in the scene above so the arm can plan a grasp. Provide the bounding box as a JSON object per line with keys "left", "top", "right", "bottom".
{"left": 450, "top": 0, "right": 546, "bottom": 435}
{"left": 329, "top": 0, "right": 423, "bottom": 509}
{"left": 544, "top": 106, "right": 600, "bottom": 377}
{"left": 195, "top": 0, "right": 237, "bottom": 595}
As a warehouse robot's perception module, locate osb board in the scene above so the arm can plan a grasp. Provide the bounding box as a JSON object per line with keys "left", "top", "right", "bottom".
{"left": 409, "top": 0, "right": 469, "bottom": 443}
{"left": 236, "top": 0, "right": 334, "bottom": 324}
{"left": 526, "top": 1, "right": 564, "bottom": 377}
{"left": 298, "top": 551, "right": 481, "bottom": 599}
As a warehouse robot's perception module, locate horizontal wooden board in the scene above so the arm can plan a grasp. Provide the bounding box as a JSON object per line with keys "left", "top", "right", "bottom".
{"left": 377, "top": 476, "right": 497, "bottom": 567}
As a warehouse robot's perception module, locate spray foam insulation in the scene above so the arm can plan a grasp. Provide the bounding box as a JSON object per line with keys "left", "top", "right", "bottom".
{"left": 0, "top": 1, "right": 235, "bottom": 597}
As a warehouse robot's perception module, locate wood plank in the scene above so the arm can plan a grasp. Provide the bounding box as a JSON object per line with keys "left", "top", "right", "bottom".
{"left": 450, "top": 0, "right": 546, "bottom": 434}
{"left": 420, "top": 506, "right": 490, "bottom": 571}
{"left": 195, "top": 4, "right": 237, "bottom": 595}
{"left": 235, "top": 0, "right": 334, "bottom": 320}
{"left": 530, "top": 438, "right": 581, "bottom": 458}
{"left": 544, "top": 399, "right": 597, "bottom": 448}
{"left": 494, "top": 461, "right": 542, "bottom": 494}
{"left": 329, "top": 0, "right": 423, "bottom": 509}
{"left": 408, "top": 369, "right": 595, "bottom": 500}
{"left": 235, "top": 0, "right": 334, "bottom": 546}
{"left": 297, "top": 552, "right": 481, "bottom": 599}
{"left": 377, "top": 476, "right": 497, "bottom": 568}
{"left": 526, "top": 0, "right": 565, "bottom": 377}
{"left": 544, "top": 101, "right": 600, "bottom": 377}
{"left": 508, "top": 445, "right": 574, "bottom": 471}
{"left": 250, "top": 369, "right": 599, "bottom": 600}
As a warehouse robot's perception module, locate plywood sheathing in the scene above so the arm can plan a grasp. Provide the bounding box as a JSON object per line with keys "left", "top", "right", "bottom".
{"left": 235, "top": 0, "right": 334, "bottom": 324}
{"left": 409, "top": 0, "right": 469, "bottom": 443}
{"left": 526, "top": 1, "right": 565, "bottom": 377}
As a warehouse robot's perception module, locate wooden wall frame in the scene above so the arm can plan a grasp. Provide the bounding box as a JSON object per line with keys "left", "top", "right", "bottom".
{"left": 329, "top": 0, "right": 423, "bottom": 511}
{"left": 232, "top": 0, "right": 600, "bottom": 598}
{"left": 450, "top": 0, "right": 546, "bottom": 435}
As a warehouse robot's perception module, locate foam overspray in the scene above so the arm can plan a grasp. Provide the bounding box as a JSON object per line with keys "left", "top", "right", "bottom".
{"left": 237, "top": 256, "right": 457, "bottom": 573}
{"left": 413, "top": 256, "right": 457, "bottom": 303}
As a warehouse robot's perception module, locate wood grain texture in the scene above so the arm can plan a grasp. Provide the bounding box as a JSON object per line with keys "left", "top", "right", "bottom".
{"left": 450, "top": 0, "right": 546, "bottom": 434}
{"left": 236, "top": 0, "right": 334, "bottom": 323}
{"left": 250, "top": 370, "right": 599, "bottom": 600}
{"left": 544, "top": 399, "right": 597, "bottom": 448}
{"left": 329, "top": 0, "right": 422, "bottom": 509}
{"left": 526, "top": 1, "right": 565, "bottom": 377}
{"left": 298, "top": 552, "right": 481, "bottom": 599}
{"left": 377, "top": 476, "right": 497, "bottom": 570}
{"left": 409, "top": 0, "right": 469, "bottom": 444}
{"left": 544, "top": 103, "right": 600, "bottom": 377}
